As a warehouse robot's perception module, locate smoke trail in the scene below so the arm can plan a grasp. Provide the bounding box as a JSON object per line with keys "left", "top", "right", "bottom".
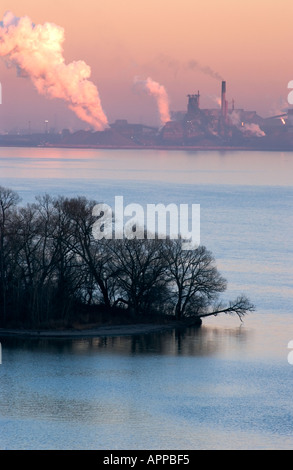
{"left": 0, "top": 11, "right": 108, "bottom": 130}
{"left": 155, "top": 54, "right": 180, "bottom": 78}
{"left": 134, "top": 76, "right": 171, "bottom": 126}
{"left": 187, "top": 60, "right": 223, "bottom": 81}
{"left": 154, "top": 54, "right": 223, "bottom": 82}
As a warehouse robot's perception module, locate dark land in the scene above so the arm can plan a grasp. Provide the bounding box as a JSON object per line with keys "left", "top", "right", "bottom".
{"left": 0, "top": 188, "right": 254, "bottom": 335}
{"left": 1, "top": 117, "right": 293, "bottom": 151}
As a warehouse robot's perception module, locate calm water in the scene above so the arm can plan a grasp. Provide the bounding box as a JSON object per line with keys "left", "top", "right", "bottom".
{"left": 0, "top": 147, "right": 293, "bottom": 450}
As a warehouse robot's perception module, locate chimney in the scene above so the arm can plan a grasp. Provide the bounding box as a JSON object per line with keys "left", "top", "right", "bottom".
{"left": 187, "top": 92, "right": 200, "bottom": 115}
{"left": 221, "top": 81, "right": 226, "bottom": 118}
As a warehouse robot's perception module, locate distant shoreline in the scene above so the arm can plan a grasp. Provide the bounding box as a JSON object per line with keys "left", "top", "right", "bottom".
{"left": 0, "top": 143, "right": 293, "bottom": 152}
{"left": 0, "top": 319, "right": 202, "bottom": 339}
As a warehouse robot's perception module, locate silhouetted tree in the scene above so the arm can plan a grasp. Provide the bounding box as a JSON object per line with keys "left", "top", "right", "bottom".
{"left": 106, "top": 237, "right": 168, "bottom": 317}
{"left": 163, "top": 239, "right": 227, "bottom": 319}
{"left": 0, "top": 187, "right": 255, "bottom": 329}
{"left": 199, "top": 294, "right": 255, "bottom": 322}
{"left": 0, "top": 186, "right": 21, "bottom": 325}
{"left": 60, "top": 197, "right": 115, "bottom": 311}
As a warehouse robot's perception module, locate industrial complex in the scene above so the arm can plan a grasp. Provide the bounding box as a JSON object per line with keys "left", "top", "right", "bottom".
{"left": 1, "top": 81, "right": 293, "bottom": 150}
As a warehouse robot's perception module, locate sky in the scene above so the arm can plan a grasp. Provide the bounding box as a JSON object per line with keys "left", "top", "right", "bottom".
{"left": 0, "top": 0, "right": 292, "bottom": 132}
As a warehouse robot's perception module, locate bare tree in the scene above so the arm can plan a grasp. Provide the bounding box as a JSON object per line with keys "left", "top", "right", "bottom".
{"left": 0, "top": 188, "right": 255, "bottom": 329}
{"left": 163, "top": 239, "right": 227, "bottom": 319}
{"left": 0, "top": 186, "right": 21, "bottom": 325}
{"left": 60, "top": 197, "right": 114, "bottom": 311}
{"left": 107, "top": 237, "right": 168, "bottom": 317}
{"left": 199, "top": 295, "right": 255, "bottom": 322}
{"left": 8, "top": 195, "right": 85, "bottom": 327}
{"left": 162, "top": 238, "right": 254, "bottom": 321}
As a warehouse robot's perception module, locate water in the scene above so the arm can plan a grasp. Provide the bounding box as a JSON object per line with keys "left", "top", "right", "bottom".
{"left": 0, "top": 147, "right": 293, "bottom": 450}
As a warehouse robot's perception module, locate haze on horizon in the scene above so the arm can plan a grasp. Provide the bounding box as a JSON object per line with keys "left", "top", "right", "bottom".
{"left": 0, "top": 0, "right": 292, "bottom": 133}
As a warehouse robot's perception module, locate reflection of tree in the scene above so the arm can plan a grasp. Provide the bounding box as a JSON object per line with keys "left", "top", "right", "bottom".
{"left": 1, "top": 325, "right": 249, "bottom": 358}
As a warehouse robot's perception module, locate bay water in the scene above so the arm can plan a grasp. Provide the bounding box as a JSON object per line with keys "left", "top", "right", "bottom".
{"left": 0, "top": 147, "right": 292, "bottom": 450}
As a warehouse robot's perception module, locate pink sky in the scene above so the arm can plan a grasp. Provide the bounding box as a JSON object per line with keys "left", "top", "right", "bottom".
{"left": 0, "top": 0, "right": 292, "bottom": 132}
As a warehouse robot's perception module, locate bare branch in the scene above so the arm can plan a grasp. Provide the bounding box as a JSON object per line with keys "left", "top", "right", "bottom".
{"left": 198, "top": 295, "right": 256, "bottom": 321}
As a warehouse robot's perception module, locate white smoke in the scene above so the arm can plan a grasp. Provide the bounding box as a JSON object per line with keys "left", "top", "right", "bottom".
{"left": 229, "top": 110, "right": 241, "bottom": 126}
{"left": 134, "top": 76, "right": 171, "bottom": 126}
{"left": 229, "top": 111, "right": 265, "bottom": 137}
{"left": 207, "top": 94, "right": 221, "bottom": 108}
{"left": 0, "top": 11, "right": 108, "bottom": 130}
{"left": 269, "top": 97, "right": 288, "bottom": 117}
{"left": 242, "top": 122, "right": 265, "bottom": 137}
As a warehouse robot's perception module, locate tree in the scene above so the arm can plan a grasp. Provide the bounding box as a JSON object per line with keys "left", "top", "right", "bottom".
{"left": 0, "top": 188, "right": 255, "bottom": 328}
{"left": 163, "top": 239, "right": 226, "bottom": 319}
{"left": 199, "top": 295, "right": 255, "bottom": 322}
{"left": 106, "top": 237, "right": 168, "bottom": 317}
{"left": 60, "top": 196, "right": 114, "bottom": 311}
{"left": 0, "top": 186, "right": 21, "bottom": 325}
{"left": 163, "top": 238, "right": 254, "bottom": 321}
{"left": 7, "top": 195, "right": 85, "bottom": 327}
{"left": 9, "top": 196, "right": 64, "bottom": 326}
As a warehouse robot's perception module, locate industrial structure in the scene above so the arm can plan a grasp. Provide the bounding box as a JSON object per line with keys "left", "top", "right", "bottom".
{"left": 159, "top": 80, "right": 293, "bottom": 148}
{"left": 1, "top": 80, "right": 293, "bottom": 150}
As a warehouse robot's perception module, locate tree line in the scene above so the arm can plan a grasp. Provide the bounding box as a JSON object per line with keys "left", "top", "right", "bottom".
{"left": 0, "top": 186, "right": 254, "bottom": 329}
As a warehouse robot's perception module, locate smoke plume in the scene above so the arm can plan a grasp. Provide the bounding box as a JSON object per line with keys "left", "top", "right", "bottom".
{"left": 134, "top": 76, "right": 171, "bottom": 126}
{"left": 241, "top": 122, "right": 265, "bottom": 137}
{"left": 154, "top": 54, "right": 223, "bottom": 82}
{"left": 229, "top": 111, "right": 265, "bottom": 137}
{"left": 208, "top": 94, "right": 221, "bottom": 108}
{"left": 0, "top": 11, "right": 108, "bottom": 130}
{"left": 187, "top": 60, "right": 223, "bottom": 81}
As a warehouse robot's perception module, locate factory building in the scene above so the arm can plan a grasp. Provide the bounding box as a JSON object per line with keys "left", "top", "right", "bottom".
{"left": 2, "top": 79, "right": 293, "bottom": 150}
{"left": 160, "top": 80, "right": 266, "bottom": 145}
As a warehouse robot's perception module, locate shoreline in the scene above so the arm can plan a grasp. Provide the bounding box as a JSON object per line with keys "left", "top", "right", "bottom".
{"left": 0, "top": 319, "right": 202, "bottom": 339}
{"left": 1, "top": 143, "right": 293, "bottom": 152}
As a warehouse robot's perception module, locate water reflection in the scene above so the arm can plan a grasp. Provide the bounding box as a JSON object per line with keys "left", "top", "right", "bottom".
{"left": 1, "top": 148, "right": 293, "bottom": 186}
{"left": 0, "top": 324, "right": 249, "bottom": 359}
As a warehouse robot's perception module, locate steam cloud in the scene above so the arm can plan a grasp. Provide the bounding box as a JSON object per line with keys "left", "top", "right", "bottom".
{"left": 208, "top": 94, "right": 221, "bottom": 108}
{"left": 0, "top": 11, "right": 108, "bottom": 130}
{"left": 229, "top": 111, "right": 265, "bottom": 137}
{"left": 134, "top": 76, "right": 171, "bottom": 126}
{"left": 241, "top": 122, "right": 265, "bottom": 137}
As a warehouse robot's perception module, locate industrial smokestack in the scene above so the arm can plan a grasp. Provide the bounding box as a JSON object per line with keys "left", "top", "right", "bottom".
{"left": 221, "top": 81, "right": 226, "bottom": 118}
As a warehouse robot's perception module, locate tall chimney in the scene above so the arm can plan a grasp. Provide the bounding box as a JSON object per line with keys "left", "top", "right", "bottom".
{"left": 221, "top": 81, "right": 226, "bottom": 117}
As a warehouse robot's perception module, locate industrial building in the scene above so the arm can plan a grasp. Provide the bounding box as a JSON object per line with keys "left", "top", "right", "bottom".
{"left": 160, "top": 80, "right": 267, "bottom": 146}
{"left": 1, "top": 80, "right": 293, "bottom": 150}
